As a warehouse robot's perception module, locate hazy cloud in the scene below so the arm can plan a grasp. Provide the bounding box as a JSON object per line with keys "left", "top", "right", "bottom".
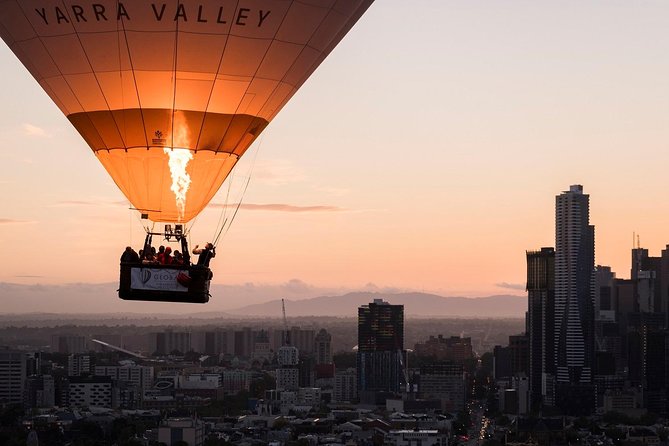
{"left": 22, "top": 123, "right": 48, "bottom": 137}
{"left": 281, "top": 279, "right": 314, "bottom": 294}
{"left": 495, "top": 282, "right": 525, "bottom": 290}
{"left": 14, "top": 275, "right": 44, "bottom": 278}
{"left": 210, "top": 203, "right": 344, "bottom": 213}
{"left": 0, "top": 218, "right": 35, "bottom": 225}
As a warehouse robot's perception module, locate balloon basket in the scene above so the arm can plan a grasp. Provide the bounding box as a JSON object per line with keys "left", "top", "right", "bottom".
{"left": 118, "top": 263, "right": 212, "bottom": 304}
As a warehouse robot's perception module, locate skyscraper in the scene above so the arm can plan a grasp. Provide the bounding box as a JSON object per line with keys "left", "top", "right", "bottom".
{"left": 357, "top": 299, "right": 405, "bottom": 402}
{"left": 554, "top": 185, "right": 596, "bottom": 414}
{"left": 315, "top": 329, "right": 333, "bottom": 365}
{"left": 526, "top": 247, "right": 555, "bottom": 409}
{"left": 0, "top": 348, "right": 27, "bottom": 405}
{"left": 276, "top": 345, "right": 300, "bottom": 391}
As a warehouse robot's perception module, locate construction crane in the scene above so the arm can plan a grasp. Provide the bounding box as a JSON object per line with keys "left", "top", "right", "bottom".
{"left": 282, "top": 298, "right": 290, "bottom": 346}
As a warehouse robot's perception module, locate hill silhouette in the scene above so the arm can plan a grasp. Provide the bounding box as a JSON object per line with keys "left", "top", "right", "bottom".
{"left": 227, "top": 292, "right": 526, "bottom": 318}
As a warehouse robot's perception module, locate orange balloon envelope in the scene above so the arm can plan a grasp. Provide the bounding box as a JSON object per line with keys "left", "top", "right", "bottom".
{"left": 0, "top": 0, "right": 373, "bottom": 222}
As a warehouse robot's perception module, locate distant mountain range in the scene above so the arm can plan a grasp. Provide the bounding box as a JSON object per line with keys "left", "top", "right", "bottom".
{"left": 0, "top": 281, "right": 525, "bottom": 317}
{"left": 226, "top": 292, "right": 526, "bottom": 318}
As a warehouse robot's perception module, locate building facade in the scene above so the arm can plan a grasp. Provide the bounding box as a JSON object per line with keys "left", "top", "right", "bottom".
{"left": 68, "top": 376, "right": 113, "bottom": 408}
{"left": 0, "top": 348, "right": 27, "bottom": 405}
{"left": 526, "top": 247, "right": 555, "bottom": 409}
{"left": 315, "top": 329, "right": 332, "bottom": 365}
{"left": 276, "top": 345, "right": 300, "bottom": 391}
{"left": 554, "top": 185, "right": 596, "bottom": 414}
{"left": 357, "top": 299, "right": 405, "bottom": 397}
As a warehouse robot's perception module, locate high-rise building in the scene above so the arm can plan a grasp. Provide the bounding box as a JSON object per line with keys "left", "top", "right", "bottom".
{"left": 357, "top": 299, "right": 405, "bottom": 398}
{"left": 595, "top": 265, "right": 617, "bottom": 318}
{"left": 0, "top": 348, "right": 27, "bottom": 405}
{"left": 252, "top": 330, "right": 272, "bottom": 362}
{"left": 25, "top": 374, "right": 55, "bottom": 408}
{"left": 419, "top": 362, "right": 466, "bottom": 412}
{"left": 198, "top": 329, "right": 234, "bottom": 356}
{"left": 509, "top": 334, "right": 529, "bottom": 376}
{"left": 152, "top": 329, "right": 191, "bottom": 355}
{"left": 334, "top": 368, "right": 357, "bottom": 403}
{"left": 94, "top": 364, "right": 154, "bottom": 390}
{"left": 315, "top": 329, "right": 332, "bottom": 365}
{"left": 67, "top": 354, "right": 91, "bottom": 377}
{"left": 272, "top": 327, "right": 316, "bottom": 356}
{"left": 526, "top": 247, "right": 555, "bottom": 409}
{"left": 276, "top": 345, "right": 299, "bottom": 391}
{"left": 51, "top": 335, "right": 87, "bottom": 354}
{"left": 554, "top": 185, "right": 596, "bottom": 414}
{"left": 234, "top": 327, "right": 255, "bottom": 358}
{"left": 413, "top": 335, "right": 473, "bottom": 364}
{"left": 661, "top": 245, "right": 669, "bottom": 323}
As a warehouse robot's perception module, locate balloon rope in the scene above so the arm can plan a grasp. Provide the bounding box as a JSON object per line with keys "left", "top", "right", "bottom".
{"left": 213, "top": 134, "right": 263, "bottom": 246}
{"left": 211, "top": 165, "right": 236, "bottom": 241}
{"left": 213, "top": 175, "right": 250, "bottom": 247}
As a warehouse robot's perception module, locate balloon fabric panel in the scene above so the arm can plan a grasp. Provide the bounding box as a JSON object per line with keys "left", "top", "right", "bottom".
{"left": 0, "top": 0, "right": 374, "bottom": 222}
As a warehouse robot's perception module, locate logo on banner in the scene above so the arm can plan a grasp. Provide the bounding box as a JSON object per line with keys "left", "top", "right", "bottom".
{"left": 130, "top": 267, "right": 188, "bottom": 292}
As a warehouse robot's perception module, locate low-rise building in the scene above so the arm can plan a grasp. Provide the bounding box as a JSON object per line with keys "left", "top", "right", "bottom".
{"left": 385, "top": 429, "right": 448, "bottom": 446}
{"left": 68, "top": 376, "right": 113, "bottom": 408}
{"left": 157, "top": 417, "right": 205, "bottom": 446}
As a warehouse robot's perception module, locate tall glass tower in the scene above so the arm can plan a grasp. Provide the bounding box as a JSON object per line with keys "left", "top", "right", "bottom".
{"left": 526, "top": 247, "right": 555, "bottom": 410}
{"left": 554, "top": 185, "right": 596, "bottom": 414}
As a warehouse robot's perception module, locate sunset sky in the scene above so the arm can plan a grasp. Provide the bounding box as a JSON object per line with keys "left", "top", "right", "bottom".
{"left": 2, "top": 1, "right": 669, "bottom": 308}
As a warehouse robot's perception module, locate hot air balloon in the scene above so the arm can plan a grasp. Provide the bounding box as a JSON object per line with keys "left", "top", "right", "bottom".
{"left": 0, "top": 0, "right": 373, "bottom": 303}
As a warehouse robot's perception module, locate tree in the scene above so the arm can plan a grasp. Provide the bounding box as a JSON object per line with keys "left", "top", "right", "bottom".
{"left": 603, "top": 411, "right": 631, "bottom": 425}
{"left": 111, "top": 417, "right": 147, "bottom": 444}
{"left": 0, "top": 404, "right": 23, "bottom": 427}
{"left": 272, "top": 418, "right": 290, "bottom": 430}
{"left": 184, "top": 350, "right": 202, "bottom": 362}
{"left": 250, "top": 373, "right": 275, "bottom": 398}
{"left": 453, "top": 410, "right": 472, "bottom": 435}
{"left": 495, "top": 415, "right": 510, "bottom": 427}
{"left": 605, "top": 427, "right": 627, "bottom": 446}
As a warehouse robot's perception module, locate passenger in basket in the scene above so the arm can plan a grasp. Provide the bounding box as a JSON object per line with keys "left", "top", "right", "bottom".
{"left": 120, "top": 246, "right": 140, "bottom": 263}
{"left": 156, "top": 246, "right": 166, "bottom": 264}
{"left": 142, "top": 247, "right": 157, "bottom": 264}
{"left": 193, "top": 242, "right": 216, "bottom": 267}
{"left": 162, "top": 246, "right": 173, "bottom": 265}
{"left": 173, "top": 250, "right": 184, "bottom": 265}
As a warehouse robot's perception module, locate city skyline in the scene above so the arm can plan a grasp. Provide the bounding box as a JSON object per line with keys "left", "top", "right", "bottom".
{"left": 2, "top": 1, "right": 669, "bottom": 311}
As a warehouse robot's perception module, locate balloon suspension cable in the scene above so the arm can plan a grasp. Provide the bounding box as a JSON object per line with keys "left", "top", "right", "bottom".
{"left": 212, "top": 134, "right": 264, "bottom": 247}
{"left": 186, "top": 215, "right": 199, "bottom": 235}
{"left": 211, "top": 164, "right": 236, "bottom": 241}
{"left": 131, "top": 209, "right": 152, "bottom": 234}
